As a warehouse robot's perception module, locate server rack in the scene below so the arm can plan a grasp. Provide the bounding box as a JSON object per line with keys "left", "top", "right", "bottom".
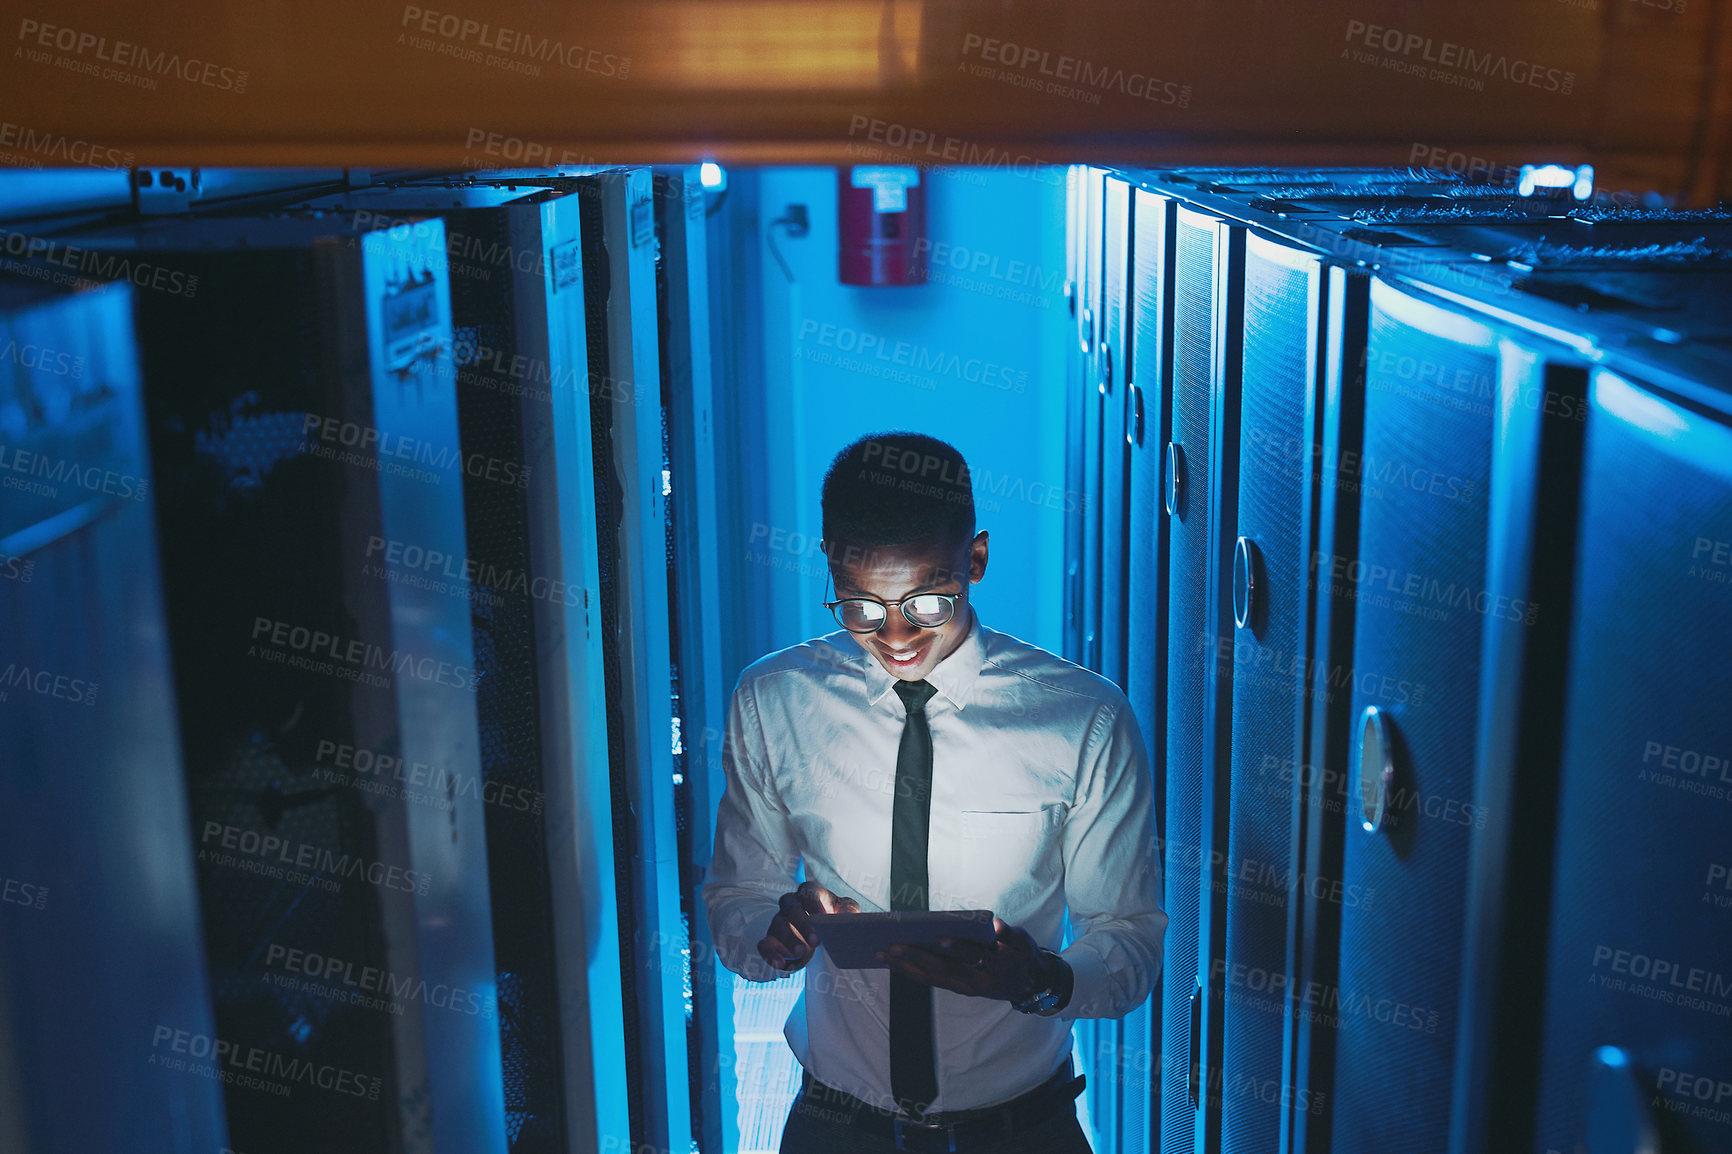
{"left": 1218, "top": 232, "right": 1328, "bottom": 1154}
{"left": 1078, "top": 167, "right": 1732, "bottom": 1154}
{"left": 1435, "top": 258, "right": 1732, "bottom": 1152}
{"left": 0, "top": 275, "right": 230, "bottom": 1154}
{"left": 1357, "top": 224, "right": 1732, "bottom": 1154}
{"left": 1286, "top": 262, "right": 1372, "bottom": 1154}
{"left": 1062, "top": 166, "right": 1089, "bottom": 671}
{"left": 1163, "top": 205, "right": 1246, "bottom": 1154}
{"left": 653, "top": 165, "right": 733, "bottom": 1154}
{"left": 1081, "top": 167, "right": 1107, "bottom": 677}
{"left": 41, "top": 209, "right": 509, "bottom": 1154}
{"left": 504, "top": 180, "right": 639, "bottom": 1154}
{"left": 1069, "top": 164, "right": 1106, "bottom": 1140}
{"left": 300, "top": 166, "right": 728, "bottom": 1154}
{"left": 283, "top": 174, "right": 641, "bottom": 1154}
{"left": 1099, "top": 175, "right": 1135, "bottom": 693}
{"left": 571, "top": 167, "right": 693, "bottom": 1154}
{"left": 1328, "top": 278, "right": 1518, "bottom": 1154}
{"left": 1125, "top": 186, "right": 1176, "bottom": 1154}
{"left": 1121, "top": 174, "right": 1532, "bottom": 1154}
{"left": 336, "top": 167, "right": 703, "bottom": 1154}
{"left": 1446, "top": 327, "right": 1590, "bottom": 1154}
{"left": 1079, "top": 170, "right": 1143, "bottom": 1154}
{"left": 1526, "top": 350, "right": 1732, "bottom": 1154}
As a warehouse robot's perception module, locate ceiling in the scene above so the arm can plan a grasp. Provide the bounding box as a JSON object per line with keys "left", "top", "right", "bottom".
{"left": 2, "top": 0, "right": 1727, "bottom": 202}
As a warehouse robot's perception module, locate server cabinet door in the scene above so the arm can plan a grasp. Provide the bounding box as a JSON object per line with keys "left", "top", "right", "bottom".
{"left": 351, "top": 218, "right": 514, "bottom": 1154}
{"left": 1081, "top": 168, "right": 1106, "bottom": 674}
{"left": 502, "top": 190, "right": 637, "bottom": 1154}
{"left": 1529, "top": 363, "right": 1732, "bottom": 1154}
{"left": 1330, "top": 278, "right": 1499, "bottom": 1154}
{"left": 1063, "top": 167, "right": 1088, "bottom": 667}
{"left": 1099, "top": 174, "right": 1133, "bottom": 691}
{"left": 1082, "top": 171, "right": 1142, "bottom": 1153}
{"left": 442, "top": 188, "right": 609, "bottom": 1154}
{"left": 1288, "top": 265, "right": 1372, "bottom": 1154}
{"left": 1125, "top": 186, "right": 1176, "bottom": 1154}
{"left": 1447, "top": 342, "right": 1589, "bottom": 1154}
{"left": 575, "top": 169, "right": 693, "bottom": 1154}
{"left": 0, "top": 279, "right": 230, "bottom": 1154}
{"left": 1163, "top": 205, "right": 1245, "bottom": 1154}
{"left": 1219, "top": 233, "right": 1327, "bottom": 1154}
{"left": 654, "top": 165, "right": 733, "bottom": 1154}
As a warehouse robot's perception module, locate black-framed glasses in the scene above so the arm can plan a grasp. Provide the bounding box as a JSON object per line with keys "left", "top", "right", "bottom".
{"left": 823, "top": 573, "right": 960, "bottom": 634}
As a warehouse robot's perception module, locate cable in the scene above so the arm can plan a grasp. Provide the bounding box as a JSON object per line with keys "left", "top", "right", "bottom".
{"left": 766, "top": 204, "right": 809, "bottom": 283}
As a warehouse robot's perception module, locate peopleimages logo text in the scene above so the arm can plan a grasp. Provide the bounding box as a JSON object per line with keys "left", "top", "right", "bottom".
{"left": 16, "top": 18, "right": 249, "bottom": 91}
{"left": 961, "top": 33, "right": 1190, "bottom": 106}
{"left": 0, "top": 121, "right": 132, "bottom": 169}
{"left": 249, "top": 616, "right": 478, "bottom": 692}
{"left": 151, "top": 1026, "right": 381, "bottom": 1099}
{"left": 1343, "top": 20, "right": 1574, "bottom": 93}
{"left": 200, "top": 821, "right": 433, "bottom": 896}
{"left": 398, "top": 6, "right": 629, "bottom": 77}
{"left": 845, "top": 116, "right": 1065, "bottom": 185}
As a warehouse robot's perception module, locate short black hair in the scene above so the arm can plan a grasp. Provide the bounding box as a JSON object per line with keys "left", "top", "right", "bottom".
{"left": 821, "top": 431, "right": 975, "bottom": 552}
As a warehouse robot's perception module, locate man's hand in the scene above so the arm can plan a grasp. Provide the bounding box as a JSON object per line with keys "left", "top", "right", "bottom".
{"left": 878, "top": 917, "right": 1061, "bottom": 1003}
{"left": 756, "top": 880, "right": 861, "bottom": 974}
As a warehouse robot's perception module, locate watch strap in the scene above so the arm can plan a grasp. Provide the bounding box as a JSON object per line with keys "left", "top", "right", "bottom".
{"left": 1011, "top": 948, "right": 1071, "bottom": 1014}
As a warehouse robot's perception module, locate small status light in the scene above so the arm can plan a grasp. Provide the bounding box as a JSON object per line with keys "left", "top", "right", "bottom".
{"left": 700, "top": 162, "right": 726, "bottom": 191}
{"left": 1595, "top": 1045, "right": 1629, "bottom": 1068}
{"left": 1518, "top": 163, "right": 1593, "bottom": 200}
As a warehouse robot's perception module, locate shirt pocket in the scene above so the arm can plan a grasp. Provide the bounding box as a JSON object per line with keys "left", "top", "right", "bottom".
{"left": 952, "top": 805, "right": 1067, "bottom": 910}
{"left": 958, "top": 805, "right": 1064, "bottom": 840}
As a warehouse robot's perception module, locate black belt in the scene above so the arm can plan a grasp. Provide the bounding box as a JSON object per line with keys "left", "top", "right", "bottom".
{"left": 793, "top": 1062, "right": 1087, "bottom": 1153}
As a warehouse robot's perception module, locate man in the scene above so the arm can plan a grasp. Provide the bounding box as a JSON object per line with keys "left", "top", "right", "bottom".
{"left": 703, "top": 431, "right": 1166, "bottom": 1153}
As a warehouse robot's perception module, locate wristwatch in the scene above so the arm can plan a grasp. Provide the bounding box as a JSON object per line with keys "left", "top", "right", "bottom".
{"left": 1010, "top": 947, "right": 1074, "bottom": 1015}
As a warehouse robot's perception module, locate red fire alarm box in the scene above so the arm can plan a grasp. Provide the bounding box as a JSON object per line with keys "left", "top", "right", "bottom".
{"left": 838, "top": 165, "right": 927, "bottom": 286}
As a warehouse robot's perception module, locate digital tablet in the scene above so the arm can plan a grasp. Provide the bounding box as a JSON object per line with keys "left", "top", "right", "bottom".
{"left": 808, "top": 910, "right": 997, "bottom": 969}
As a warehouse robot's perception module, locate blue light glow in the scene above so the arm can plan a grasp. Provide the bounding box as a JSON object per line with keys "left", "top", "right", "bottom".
{"left": 1517, "top": 163, "right": 1593, "bottom": 200}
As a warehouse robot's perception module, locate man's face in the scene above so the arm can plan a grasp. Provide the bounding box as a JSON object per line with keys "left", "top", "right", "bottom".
{"left": 826, "top": 531, "right": 989, "bottom": 681}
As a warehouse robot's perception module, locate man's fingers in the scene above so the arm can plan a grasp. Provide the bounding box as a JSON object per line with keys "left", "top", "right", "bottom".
{"left": 761, "top": 932, "right": 808, "bottom": 966}
{"left": 927, "top": 936, "right": 992, "bottom": 966}
{"left": 766, "top": 913, "right": 812, "bottom": 959}
{"left": 881, "top": 949, "right": 952, "bottom": 989}
{"left": 796, "top": 880, "right": 837, "bottom": 914}
{"left": 778, "top": 893, "right": 816, "bottom": 941}
{"left": 757, "top": 935, "right": 809, "bottom": 972}
{"left": 882, "top": 947, "right": 989, "bottom": 996}
{"left": 796, "top": 879, "right": 864, "bottom": 915}
{"left": 764, "top": 885, "right": 857, "bottom": 978}
{"left": 758, "top": 914, "right": 810, "bottom": 963}
{"left": 898, "top": 945, "right": 971, "bottom": 974}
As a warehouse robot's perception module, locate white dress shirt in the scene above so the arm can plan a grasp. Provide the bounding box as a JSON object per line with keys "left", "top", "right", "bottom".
{"left": 702, "top": 607, "right": 1167, "bottom": 1113}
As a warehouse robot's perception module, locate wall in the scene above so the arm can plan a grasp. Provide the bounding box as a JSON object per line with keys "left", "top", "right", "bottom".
{"left": 741, "top": 164, "right": 1073, "bottom": 659}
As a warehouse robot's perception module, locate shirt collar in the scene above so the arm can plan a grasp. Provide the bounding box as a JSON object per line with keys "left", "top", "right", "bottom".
{"left": 858, "top": 605, "right": 986, "bottom": 712}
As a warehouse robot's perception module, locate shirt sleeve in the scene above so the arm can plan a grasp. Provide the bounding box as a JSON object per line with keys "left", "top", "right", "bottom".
{"left": 1053, "top": 699, "right": 1168, "bottom": 1020}
{"left": 701, "top": 674, "right": 801, "bottom": 983}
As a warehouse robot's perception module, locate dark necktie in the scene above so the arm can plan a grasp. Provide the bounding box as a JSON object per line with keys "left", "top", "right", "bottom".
{"left": 890, "top": 678, "right": 939, "bottom": 1116}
